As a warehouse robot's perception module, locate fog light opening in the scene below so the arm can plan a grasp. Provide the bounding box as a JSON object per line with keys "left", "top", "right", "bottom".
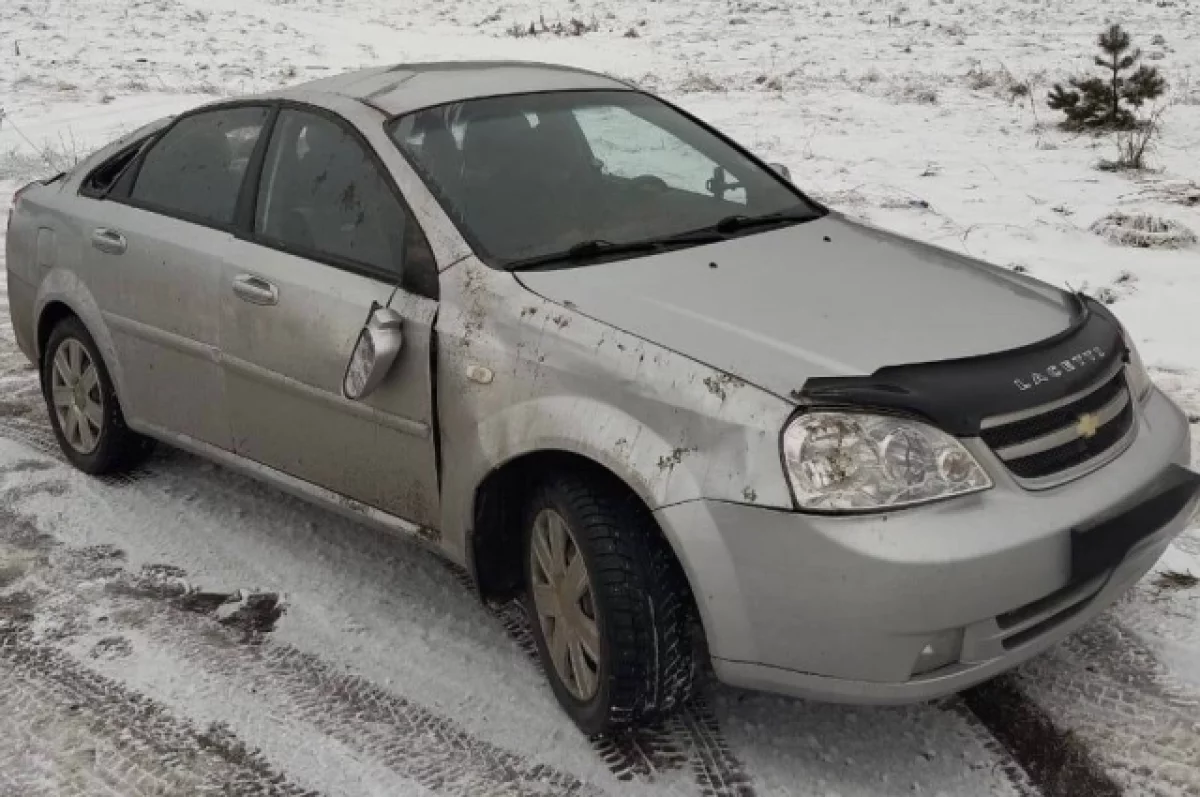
{"left": 911, "top": 630, "right": 964, "bottom": 676}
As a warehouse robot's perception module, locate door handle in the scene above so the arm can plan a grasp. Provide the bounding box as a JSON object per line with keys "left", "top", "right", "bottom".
{"left": 91, "top": 227, "right": 127, "bottom": 255}
{"left": 232, "top": 274, "right": 279, "bottom": 306}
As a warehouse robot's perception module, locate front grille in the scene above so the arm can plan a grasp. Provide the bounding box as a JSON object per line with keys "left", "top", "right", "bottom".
{"left": 980, "top": 367, "right": 1134, "bottom": 482}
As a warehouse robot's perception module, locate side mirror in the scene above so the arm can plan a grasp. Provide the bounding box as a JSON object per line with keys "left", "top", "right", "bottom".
{"left": 343, "top": 306, "right": 404, "bottom": 400}
{"left": 769, "top": 162, "right": 792, "bottom": 181}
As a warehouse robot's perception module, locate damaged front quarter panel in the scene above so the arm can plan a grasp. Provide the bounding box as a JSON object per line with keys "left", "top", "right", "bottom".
{"left": 433, "top": 258, "right": 796, "bottom": 565}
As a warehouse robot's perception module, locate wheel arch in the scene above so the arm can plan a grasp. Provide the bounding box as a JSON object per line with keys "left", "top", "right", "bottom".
{"left": 469, "top": 448, "right": 698, "bottom": 612}
{"left": 33, "top": 271, "right": 129, "bottom": 411}
{"left": 36, "top": 300, "right": 78, "bottom": 361}
{"left": 442, "top": 392, "right": 710, "bottom": 582}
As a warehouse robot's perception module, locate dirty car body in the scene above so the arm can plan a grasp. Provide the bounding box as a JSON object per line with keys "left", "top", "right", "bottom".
{"left": 6, "top": 61, "right": 1198, "bottom": 732}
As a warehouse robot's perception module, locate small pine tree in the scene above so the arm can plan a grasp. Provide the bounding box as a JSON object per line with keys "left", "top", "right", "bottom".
{"left": 1047, "top": 24, "right": 1166, "bottom": 130}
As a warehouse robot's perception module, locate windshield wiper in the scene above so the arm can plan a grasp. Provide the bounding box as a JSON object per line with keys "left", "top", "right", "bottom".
{"left": 710, "top": 208, "right": 818, "bottom": 235}
{"left": 506, "top": 239, "right": 658, "bottom": 271}
{"left": 505, "top": 232, "right": 724, "bottom": 271}
{"left": 503, "top": 210, "right": 815, "bottom": 271}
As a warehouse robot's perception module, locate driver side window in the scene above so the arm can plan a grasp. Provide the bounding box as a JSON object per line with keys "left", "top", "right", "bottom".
{"left": 573, "top": 106, "right": 746, "bottom": 204}
{"left": 254, "top": 108, "right": 436, "bottom": 289}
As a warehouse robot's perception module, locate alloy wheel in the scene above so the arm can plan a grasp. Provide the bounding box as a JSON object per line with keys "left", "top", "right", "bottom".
{"left": 50, "top": 338, "right": 104, "bottom": 455}
{"left": 529, "top": 508, "right": 601, "bottom": 701}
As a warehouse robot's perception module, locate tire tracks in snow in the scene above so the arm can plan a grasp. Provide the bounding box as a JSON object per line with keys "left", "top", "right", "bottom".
{"left": 0, "top": 415, "right": 61, "bottom": 461}
{"left": 1014, "top": 614, "right": 1200, "bottom": 796}
{"left": 958, "top": 678, "right": 1121, "bottom": 797}
{"left": 944, "top": 697, "right": 1043, "bottom": 797}
{"left": 476, "top": 582, "right": 755, "bottom": 797}
{"left": 1, "top": 623, "right": 315, "bottom": 797}
{"left": 0, "top": 504, "right": 599, "bottom": 797}
{"left": 1, "top": 495, "right": 315, "bottom": 796}
{"left": 953, "top": 607, "right": 1200, "bottom": 797}
{"left": 0, "top": 415, "right": 156, "bottom": 488}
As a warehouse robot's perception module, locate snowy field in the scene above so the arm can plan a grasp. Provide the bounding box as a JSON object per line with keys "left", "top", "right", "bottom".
{"left": 2, "top": 0, "right": 1200, "bottom": 795}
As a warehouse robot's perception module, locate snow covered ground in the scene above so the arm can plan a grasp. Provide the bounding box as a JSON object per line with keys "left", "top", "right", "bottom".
{"left": 2, "top": 0, "right": 1199, "bottom": 794}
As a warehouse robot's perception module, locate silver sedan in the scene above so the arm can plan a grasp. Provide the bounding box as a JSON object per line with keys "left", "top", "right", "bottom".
{"left": 6, "top": 60, "right": 1197, "bottom": 734}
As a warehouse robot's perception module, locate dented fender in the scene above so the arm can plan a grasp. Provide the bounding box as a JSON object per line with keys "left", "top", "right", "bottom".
{"left": 433, "top": 258, "right": 796, "bottom": 565}
{"left": 469, "top": 394, "right": 706, "bottom": 510}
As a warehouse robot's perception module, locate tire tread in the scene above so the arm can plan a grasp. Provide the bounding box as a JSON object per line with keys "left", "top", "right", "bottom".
{"left": 526, "top": 470, "right": 696, "bottom": 733}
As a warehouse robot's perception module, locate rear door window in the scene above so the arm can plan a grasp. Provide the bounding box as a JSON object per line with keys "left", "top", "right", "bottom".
{"left": 129, "top": 106, "right": 270, "bottom": 227}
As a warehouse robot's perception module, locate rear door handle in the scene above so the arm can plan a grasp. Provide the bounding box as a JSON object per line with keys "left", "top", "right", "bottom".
{"left": 91, "top": 227, "right": 126, "bottom": 255}
{"left": 232, "top": 274, "right": 279, "bottom": 306}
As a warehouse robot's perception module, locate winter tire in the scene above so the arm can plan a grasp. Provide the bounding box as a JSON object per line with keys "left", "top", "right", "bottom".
{"left": 524, "top": 470, "right": 696, "bottom": 734}
{"left": 41, "top": 316, "right": 153, "bottom": 474}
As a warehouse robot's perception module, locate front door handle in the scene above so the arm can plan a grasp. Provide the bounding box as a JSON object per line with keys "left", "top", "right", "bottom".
{"left": 91, "top": 227, "right": 127, "bottom": 255}
{"left": 232, "top": 274, "right": 279, "bottom": 306}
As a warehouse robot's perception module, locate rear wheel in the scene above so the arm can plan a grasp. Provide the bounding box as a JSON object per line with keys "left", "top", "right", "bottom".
{"left": 524, "top": 471, "right": 696, "bottom": 734}
{"left": 41, "top": 316, "right": 153, "bottom": 474}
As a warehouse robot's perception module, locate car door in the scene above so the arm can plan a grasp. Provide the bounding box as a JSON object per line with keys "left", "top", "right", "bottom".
{"left": 81, "top": 105, "right": 271, "bottom": 449}
{"left": 220, "top": 105, "right": 442, "bottom": 528}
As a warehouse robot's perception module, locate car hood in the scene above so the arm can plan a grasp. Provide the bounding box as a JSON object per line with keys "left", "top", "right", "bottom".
{"left": 514, "top": 213, "right": 1077, "bottom": 400}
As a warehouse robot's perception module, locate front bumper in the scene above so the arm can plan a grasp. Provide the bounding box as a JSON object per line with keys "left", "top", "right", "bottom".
{"left": 655, "top": 388, "right": 1198, "bottom": 704}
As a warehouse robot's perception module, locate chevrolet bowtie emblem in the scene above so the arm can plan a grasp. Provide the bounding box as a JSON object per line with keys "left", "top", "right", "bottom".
{"left": 1076, "top": 412, "right": 1101, "bottom": 439}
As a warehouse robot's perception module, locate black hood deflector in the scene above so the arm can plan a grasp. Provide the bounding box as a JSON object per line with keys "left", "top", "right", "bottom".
{"left": 797, "top": 295, "right": 1127, "bottom": 435}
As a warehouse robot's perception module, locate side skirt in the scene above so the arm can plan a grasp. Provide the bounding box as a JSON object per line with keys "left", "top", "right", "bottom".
{"left": 129, "top": 420, "right": 459, "bottom": 566}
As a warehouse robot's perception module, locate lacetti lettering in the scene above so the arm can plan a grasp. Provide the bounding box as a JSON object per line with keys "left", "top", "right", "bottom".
{"left": 1014, "top": 347, "right": 1107, "bottom": 391}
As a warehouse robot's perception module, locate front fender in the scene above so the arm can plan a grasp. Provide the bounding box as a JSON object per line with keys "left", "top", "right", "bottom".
{"left": 435, "top": 259, "right": 796, "bottom": 564}
{"left": 470, "top": 394, "right": 704, "bottom": 516}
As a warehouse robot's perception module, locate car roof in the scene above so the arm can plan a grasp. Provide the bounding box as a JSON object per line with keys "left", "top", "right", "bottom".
{"left": 266, "top": 60, "right": 634, "bottom": 117}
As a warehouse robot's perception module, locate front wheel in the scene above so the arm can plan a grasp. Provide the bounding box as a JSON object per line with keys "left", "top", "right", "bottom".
{"left": 524, "top": 471, "right": 696, "bottom": 734}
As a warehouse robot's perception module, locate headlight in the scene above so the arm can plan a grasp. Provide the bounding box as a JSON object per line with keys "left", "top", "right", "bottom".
{"left": 783, "top": 412, "right": 992, "bottom": 512}
{"left": 1123, "top": 332, "right": 1153, "bottom": 403}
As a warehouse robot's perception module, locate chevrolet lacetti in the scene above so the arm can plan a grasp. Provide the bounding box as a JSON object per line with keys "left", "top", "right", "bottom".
{"left": 5, "top": 61, "right": 1198, "bottom": 734}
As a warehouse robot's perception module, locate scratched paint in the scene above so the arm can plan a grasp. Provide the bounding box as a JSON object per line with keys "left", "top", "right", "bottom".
{"left": 433, "top": 257, "right": 795, "bottom": 564}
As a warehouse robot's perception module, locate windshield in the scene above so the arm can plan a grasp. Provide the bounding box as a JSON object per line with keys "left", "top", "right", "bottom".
{"left": 388, "top": 90, "right": 822, "bottom": 268}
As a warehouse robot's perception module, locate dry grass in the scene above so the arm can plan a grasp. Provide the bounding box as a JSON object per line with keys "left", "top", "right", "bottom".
{"left": 1089, "top": 211, "right": 1197, "bottom": 249}
{"left": 894, "top": 77, "right": 940, "bottom": 104}
{"left": 506, "top": 15, "right": 599, "bottom": 38}
{"left": 0, "top": 120, "right": 86, "bottom": 181}
{"left": 1171, "top": 70, "right": 1200, "bottom": 106}
{"left": 0, "top": 147, "right": 50, "bottom": 181}
{"left": 677, "top": 71, "right": 727, "bottom": 93}
{"left": 1099, "top": 107, "right": 1166, "bottom": 172}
